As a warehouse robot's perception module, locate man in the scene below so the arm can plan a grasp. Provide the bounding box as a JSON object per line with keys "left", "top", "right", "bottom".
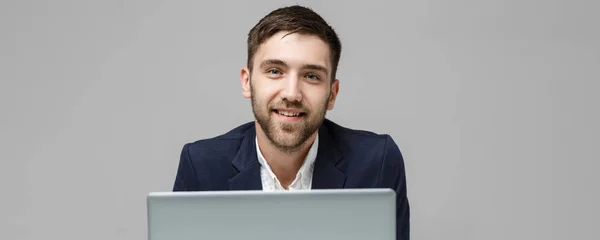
{"left": 173, "top": 5, "right": 409, "bottom": 240}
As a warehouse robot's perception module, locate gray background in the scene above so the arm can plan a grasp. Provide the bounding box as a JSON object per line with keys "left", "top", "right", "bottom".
{"left": 1, "top": 0, "right": 598, "bottom": 239}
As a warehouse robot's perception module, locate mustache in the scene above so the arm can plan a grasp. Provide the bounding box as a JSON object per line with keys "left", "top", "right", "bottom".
{"left": 269, "top": 100, "right": 307, "bottom": 112}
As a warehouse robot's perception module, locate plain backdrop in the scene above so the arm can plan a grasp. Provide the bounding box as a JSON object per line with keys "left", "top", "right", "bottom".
{"left": 1, "top": 0, "right": 598, "bottom": 239}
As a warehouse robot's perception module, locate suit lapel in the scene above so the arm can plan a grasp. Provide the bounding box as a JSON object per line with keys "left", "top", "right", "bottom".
{"left": 311, "top": 121, "right": 346, "bottom": 189}
{"left": 229, "top": 126, "right": 263, "bottom": 190}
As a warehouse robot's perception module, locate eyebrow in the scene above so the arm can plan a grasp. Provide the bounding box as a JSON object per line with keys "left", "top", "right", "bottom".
{"left": 302, "top": 64, "right": 329, "bottom": 75}
{"left": 259, "top": 59, "right": 329, "bottom": 75}
{"left": 259, "top": 59, "right": 286, "bottom": 69}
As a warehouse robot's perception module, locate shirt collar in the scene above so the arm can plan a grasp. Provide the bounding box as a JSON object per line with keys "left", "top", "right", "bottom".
{"left": 255, "top": 133, "right": 319, "bottom": 187}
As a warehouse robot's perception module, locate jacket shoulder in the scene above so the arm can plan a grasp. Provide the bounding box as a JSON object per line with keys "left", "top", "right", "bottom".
{"left": 324, "top": 119, "right": 395, "bottom": 145}
{"left": 173, "top": 121, "right": 255, "bottom": 191}
{"left": 324, "top": 119, "right": 403, "bottom": 166}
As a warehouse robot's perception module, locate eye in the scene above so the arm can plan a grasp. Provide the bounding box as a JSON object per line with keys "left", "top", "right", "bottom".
{"left": 305, "top": 73, "right": 321, "bottom": 81}
{"left": 266, "top": 69, "right": 282, "bottom": 75}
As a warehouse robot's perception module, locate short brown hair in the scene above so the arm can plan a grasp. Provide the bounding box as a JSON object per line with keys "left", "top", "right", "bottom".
{"left": 246, "top": 5, "right": 342, "bottom": 81}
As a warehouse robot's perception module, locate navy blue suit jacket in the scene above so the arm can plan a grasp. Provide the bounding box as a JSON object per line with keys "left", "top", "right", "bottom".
{"left": 173, "top": 119, "right": 410, "bottom": 240}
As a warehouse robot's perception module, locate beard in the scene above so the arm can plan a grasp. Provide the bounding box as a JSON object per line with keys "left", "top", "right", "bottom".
{"left": 250, "top": 83, "right": 329, "bottom": 152}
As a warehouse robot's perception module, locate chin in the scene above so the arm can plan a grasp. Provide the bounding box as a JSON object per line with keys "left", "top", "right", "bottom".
{"left": 268, "top": 127, "right": 301, "bottom": 144}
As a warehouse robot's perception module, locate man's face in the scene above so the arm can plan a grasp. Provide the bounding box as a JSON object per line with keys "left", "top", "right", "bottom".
{"left": 241, "top": 31, "right": 339, "bottom": 152}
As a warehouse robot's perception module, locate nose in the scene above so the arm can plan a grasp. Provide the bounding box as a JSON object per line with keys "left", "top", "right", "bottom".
{"left": 280, "top": 75, "right": 302, "bottom": 102}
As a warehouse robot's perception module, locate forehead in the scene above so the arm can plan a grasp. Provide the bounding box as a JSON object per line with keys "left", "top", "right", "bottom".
{"left": 253, "top": 31, "right": 331, "bottom": 70}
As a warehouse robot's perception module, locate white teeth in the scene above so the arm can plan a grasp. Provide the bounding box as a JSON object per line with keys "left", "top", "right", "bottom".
{"left": 278, "top": 111, "right": 301, "bottom": 117}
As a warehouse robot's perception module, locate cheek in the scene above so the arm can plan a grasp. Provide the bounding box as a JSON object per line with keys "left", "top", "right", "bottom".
{"left": 304, "top": 88, "right": 331, "bottom": 109}
{"left": 251, "top": 80, "right": 278, "bottom": 102}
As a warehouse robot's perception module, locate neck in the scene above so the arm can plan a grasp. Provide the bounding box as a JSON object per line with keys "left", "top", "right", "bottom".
{"left": 255, "top": 122, "right": 317, "bottom": 186}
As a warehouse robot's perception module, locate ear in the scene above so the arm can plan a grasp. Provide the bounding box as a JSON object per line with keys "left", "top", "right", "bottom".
{"left": 240, "top": 66, "right": 251, "bottom": 98}
{"left": 327, "top": 79, "right": 340, "bottom": 110}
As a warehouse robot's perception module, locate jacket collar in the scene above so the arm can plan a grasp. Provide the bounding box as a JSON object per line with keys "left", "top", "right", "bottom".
{"left": 229, "top": 126, "right": 263, "bottom": 190}
{"left": 311, "top": 120, "right": 346, "bottom": 189}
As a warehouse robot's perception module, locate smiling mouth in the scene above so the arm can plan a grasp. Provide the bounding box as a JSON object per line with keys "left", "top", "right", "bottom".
{"left": 273, "top": 109, "right": 306, "bottom": 117}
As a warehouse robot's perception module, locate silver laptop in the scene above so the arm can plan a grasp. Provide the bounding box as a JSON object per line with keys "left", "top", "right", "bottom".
{"left": 147, "top": 189, "right": 396, "bottom": 240}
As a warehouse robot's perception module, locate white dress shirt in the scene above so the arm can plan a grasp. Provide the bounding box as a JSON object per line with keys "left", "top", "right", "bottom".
{"left": 255, "top": 134, "right": 319, "bottom": 191}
